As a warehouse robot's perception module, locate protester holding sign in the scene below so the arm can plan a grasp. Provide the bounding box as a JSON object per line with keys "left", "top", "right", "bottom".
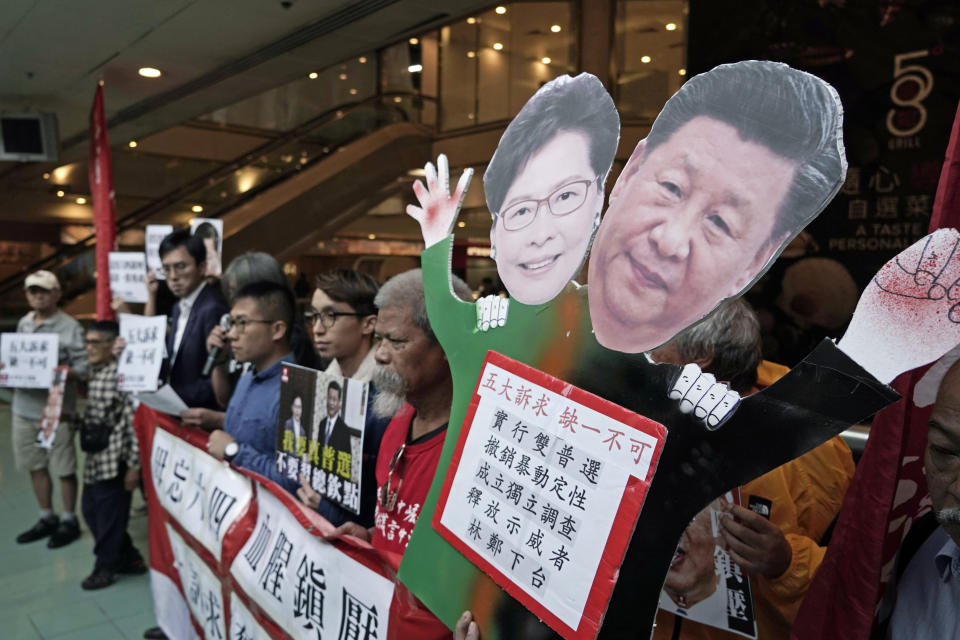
{"left": 4, "top": 270, "right": 87, "bottom": 549}
{"left": 206, "top": 280, "right": 299, "bottom": 494}
{"left": 297, "top": 269, "right": 390, "bottom": 527}
{"left": 78, "top": 320, "right": 145, "bottom": 590}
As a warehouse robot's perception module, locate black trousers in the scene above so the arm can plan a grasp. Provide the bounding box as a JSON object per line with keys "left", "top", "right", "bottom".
{"left": 81, "top": 476, "right": 141, "bottom": 571}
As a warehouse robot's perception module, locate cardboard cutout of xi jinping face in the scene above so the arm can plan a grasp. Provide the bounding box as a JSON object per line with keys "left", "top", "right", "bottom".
{"left": 588, "top": 61, "right": 847, "bottom": 354}
{"left": 483, "top": 73, "right": 620, "bottom": 305}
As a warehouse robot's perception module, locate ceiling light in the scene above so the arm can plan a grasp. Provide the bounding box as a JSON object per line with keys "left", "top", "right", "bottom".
{"left": 678, "top": 68, "right": 687, "bottom": 76}
{"left": 358, "top": 56, "right": 367, "bottom": 63}
{"left": 408, "top": 64, "right": 423, "bottom": 73}
{"left": 42, "top": 172, "right": 50, "bottom": 179}
{"left": 56, "top": 190, "right": 64, "bottom": 198}
{"left": 128, "top": 140, "right": 138, "bottom": 148}
{"left": 191, "top": 205, "right": 203, "bottom": 213}
{"left": 76, "top": 197, "right": 87, "bottom": 205}
{"left": 138, "top": 67, "right": 162, "bottom": 78}
{"left": 394, "top": 96, "right": 403, "bottom": 103}
{"left": 541, "top": 57, "right": 551, "bottom": 64}
{"left": 349, "top": 88, "right": 357, "bottom": 95}
{"left": 492, "top": 42, "right": 503, "bottom": 51}
{"left": 368, "top": 234, "right": 377, "bottom": 240}
{"left": 339, "top": 73, "right": 347, "bottom": 80}
{"left": 466, "top": 17, "right": 476, "bottom": 24}
{"left": 308, "top": 71, "right": 319, "bottom": 79}
{"left": 466, "top": 50, "right": 476, "bottom": 58}
{"left": 641, "top": 55, "right": 652, "bottom": 63}
{"left": 409, "top": 37, "right": 419, "bottom": 45}
{"left": 495, "top": 6, "right": 506, "bottom": 14}
{"left": 665, "top": 22, "right": 677, "bottom": 31}
{"left": 457, "top": 221, "right": 466, "bottom": 228}
{"left": 550, "top": 24, "right": 562, "bottom": 33}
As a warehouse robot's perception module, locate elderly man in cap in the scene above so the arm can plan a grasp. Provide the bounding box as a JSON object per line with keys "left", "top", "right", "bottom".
{"left": 3, "top": 270, "right": 88, "bottom": 547}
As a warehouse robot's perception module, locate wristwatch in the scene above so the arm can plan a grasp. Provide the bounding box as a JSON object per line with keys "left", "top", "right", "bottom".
{"left": 224, "top": 441, "right": 239, "bottom": 462}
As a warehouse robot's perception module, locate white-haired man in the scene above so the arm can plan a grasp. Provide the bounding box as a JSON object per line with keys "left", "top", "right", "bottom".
{"left": 334, "top": 269, "right": 471, "bottom": 567}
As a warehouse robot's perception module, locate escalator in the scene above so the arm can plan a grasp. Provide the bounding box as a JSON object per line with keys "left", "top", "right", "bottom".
{"left": 0, "top": 93, "right": 436, "bottom": 320}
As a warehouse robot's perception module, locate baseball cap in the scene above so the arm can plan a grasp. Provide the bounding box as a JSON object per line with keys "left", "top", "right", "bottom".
{"left": 24, "top": 270, "right": 60, "bottom": 291}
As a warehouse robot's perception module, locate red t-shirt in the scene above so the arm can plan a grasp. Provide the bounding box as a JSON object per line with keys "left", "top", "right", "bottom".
{"left": 371, "top": 403, "right": 447, "bottom": 556}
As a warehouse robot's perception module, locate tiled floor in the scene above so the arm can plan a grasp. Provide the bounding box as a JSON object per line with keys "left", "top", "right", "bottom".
{"left": 0, "top": 398, "right": 156, "bottom": 640}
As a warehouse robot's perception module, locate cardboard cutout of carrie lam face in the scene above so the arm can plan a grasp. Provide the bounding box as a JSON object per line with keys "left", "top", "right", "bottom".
{"left": 588, "top": 60, "right": 847, "bottom": 354}
{"left": 484, "top": 73, "right": 620, "bottom": 305}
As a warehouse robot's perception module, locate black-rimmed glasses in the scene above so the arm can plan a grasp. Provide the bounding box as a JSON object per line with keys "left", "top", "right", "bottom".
{"left": 224, "top": 315, "right": 274, "bottom": 334}
{"left": 304, "top": 308, "right": 364, "bottom": 329}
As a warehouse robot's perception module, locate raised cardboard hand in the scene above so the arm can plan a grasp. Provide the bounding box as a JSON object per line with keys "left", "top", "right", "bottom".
{"left": 406, "top": 154, "right": 474, "bottom": 248}
{"left": 839, "top": 228, "right": 960, "bottom": 384}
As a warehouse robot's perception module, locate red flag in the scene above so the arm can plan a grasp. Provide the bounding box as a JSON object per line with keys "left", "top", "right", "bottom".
{"left": 792, "top": 98, "right": 960, "bottom": 640}
{"left": 89, "top": 82, "right": 117, "bottom": 322}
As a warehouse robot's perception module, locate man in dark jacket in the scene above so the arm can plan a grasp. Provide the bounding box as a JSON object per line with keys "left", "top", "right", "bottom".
{"left": 159, "top": 229, "right": 227, "bottom": 409}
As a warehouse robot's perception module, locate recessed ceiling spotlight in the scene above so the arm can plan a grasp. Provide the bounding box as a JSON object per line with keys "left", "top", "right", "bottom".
{"left": 368, "top": 234, "right": 376, "bottom": 240}
{"left": 42, "top": 172, "right": 50, "bottom": 179}
{"left": 466, "top": 17, "right": 477, "bottom": 24}
{"left": 466, "top": 50, "right": 476, "bottom": 58}
{"left": 409, "top": 37, "right": 419, "bottom": 45}
{"left": 56, "top": 190, "right": 65, "bottom": 198}
{"left": 541, "top": 57, "right": 551, "bottom": 64}
{"left": 641, "top": 55, "right": 652, "bottom": 63}
{"left": 358, "top": 56, "right": 367, "bottom": 63}
{"left": 492, "top": 42, "right": 504, "bottom": 51}
{"left": 550, "top": 24, "right": 561, "bottom": 33}
{"left": 128, "top": 140, "right": 138, "bottom": 148}
{"left": 678, "top": 68, "right": 687, "bottom": 76}
{"left": 308, "top": 71, "right": 319, "bottom": 79}
{"left": 191, "top": 205, "right": 203, "bottom": 213}
{"left": 76, "top": 196, "right": 87, "bottom": 204}
{"left": 138, "top": 67, "right": 162, "bottom": 78}
{"left": 339, "top": 73, "right": 347, "bottom": 80}
{"left": 495, "top": 6, "right": 506, "bottom": 14}
{"left": 666, "top": 22, "right": 677, "bottom": 31}
{"left": 408, "top": 64, "right": 423, "bottom": 73}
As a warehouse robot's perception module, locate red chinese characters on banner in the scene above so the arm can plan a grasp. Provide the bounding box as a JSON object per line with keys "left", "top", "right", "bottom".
{"left": 434, "top": 351, "right": 667, "bottom": 640}
{"left": 134, "top": 405, "right": 450, "bottom": 640}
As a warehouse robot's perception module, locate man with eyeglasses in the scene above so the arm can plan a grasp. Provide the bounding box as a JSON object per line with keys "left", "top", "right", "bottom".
{"left": 158, "top": 229, "right": 228, "bottom": 409}
{"left": 204, "top": 281, "right": 299, "bottom": 494}
{"left": 297, "top": 269, "right": 390, "bottom": 528}
{"left": 3, "top": 270, "right": 87, "bottom": 548}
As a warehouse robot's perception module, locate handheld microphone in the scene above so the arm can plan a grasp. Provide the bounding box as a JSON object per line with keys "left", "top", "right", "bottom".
{"left": 202, "top": 313, "right": 232, "bottom": 377}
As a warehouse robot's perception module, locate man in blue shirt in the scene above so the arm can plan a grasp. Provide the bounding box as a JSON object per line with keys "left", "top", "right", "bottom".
{"left": 205, "top": 281, "right": 298, "bottom": 494}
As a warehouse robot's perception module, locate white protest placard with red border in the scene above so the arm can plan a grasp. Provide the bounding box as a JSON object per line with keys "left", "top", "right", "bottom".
{"left": 433, "top": 351, "right": 667, "bottom": 640}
